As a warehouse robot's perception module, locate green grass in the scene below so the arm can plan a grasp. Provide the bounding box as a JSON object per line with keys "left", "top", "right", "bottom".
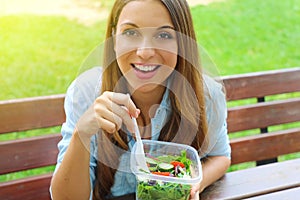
{"left": 0, "top": 15, "right": 107, "bottom": 100}
{"left": 0, "top": 0, "right": 300, "bottom": 181}
{"left": 192, "top": 0, "right": 300, "bottom": 75}
{"left": 1, "top": 0, "right": 299, "bottom": 100}
{"left": 0, "top": 166, "right": 56, "bottom": 183}
{"left": 0, "top": 126, "right": 61, "bottom": 141}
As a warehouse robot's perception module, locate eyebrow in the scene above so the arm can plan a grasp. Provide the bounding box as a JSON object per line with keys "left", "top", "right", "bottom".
{"left": 119, "top": 22, "right": 139, "bottom": 28}
{"left": 119, "top": 23, "right": 175, "bottom": 30}
{"left": 158, "top": 25, "right": 175, "bottom": 30}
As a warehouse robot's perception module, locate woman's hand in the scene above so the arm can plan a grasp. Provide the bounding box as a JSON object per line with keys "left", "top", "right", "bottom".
{"left": 189, "top": 156, "right": 231, "bottom": 200}
{"left": 190, "top": 182, "right": 201, "bottom": 200}
{"left": 76, "top": 92, "right": 139, "bottom": 140}
{"left": 94, "top": 92, "right": 139, "bottom": 133}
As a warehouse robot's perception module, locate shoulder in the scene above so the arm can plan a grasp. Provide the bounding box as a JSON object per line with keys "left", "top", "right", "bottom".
{"left": 67, "top": 67, "right": 103, "bottom": 100}
{"left": 64, "top": 67, "right": 103, "bottom": 116}
{"left": 202, "top": 74, "right": 227, "bottom": 126}
{"left": 72, "top": 67, "right": 103, "bottom": 94}
{"left": 203, "top": 75, "right": 226, "bottom": 106}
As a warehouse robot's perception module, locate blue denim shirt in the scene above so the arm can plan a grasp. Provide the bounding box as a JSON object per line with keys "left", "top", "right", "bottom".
{"left": 51, "top": 67, "right": 231, "bottom": 199}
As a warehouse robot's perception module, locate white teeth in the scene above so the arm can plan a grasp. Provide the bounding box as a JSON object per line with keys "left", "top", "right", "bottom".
{"left": 134, "top": 64, "right": 157, "bottom": 72}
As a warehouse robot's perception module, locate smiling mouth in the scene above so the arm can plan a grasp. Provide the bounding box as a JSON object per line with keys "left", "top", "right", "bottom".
{"left": 131, "top": 64, "right": 160, "bottom": 72}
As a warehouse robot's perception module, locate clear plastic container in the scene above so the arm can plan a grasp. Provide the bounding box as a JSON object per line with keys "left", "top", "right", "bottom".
{"left": 130, "top": 140, "right": 202, "bottom": 200}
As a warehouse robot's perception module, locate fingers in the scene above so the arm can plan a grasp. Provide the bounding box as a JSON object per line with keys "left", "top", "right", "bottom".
{"left": 108, "top": 93, "right": 139, "bottom": 118}
{"left": 190, "top": 182, "right": 200, "bottom": 200}
{"left": 94, "top": 92, "right": 139, "bottom": 133}
{"left": 190, "top": 191, "right": 199, "bottom": 200}
{"left": 94, "top": 107, "right": 122, "bottom": 133}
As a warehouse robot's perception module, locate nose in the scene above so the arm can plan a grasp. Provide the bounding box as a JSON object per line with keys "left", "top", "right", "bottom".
{"left": 136, "top": 46, "right": 155, "bottom": 60}
{"left": 136, "top": 36, "right": 155, "bottom": 60}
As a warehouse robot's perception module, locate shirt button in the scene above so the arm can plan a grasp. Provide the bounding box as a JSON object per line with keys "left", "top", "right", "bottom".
{"left": 155, "top": 125, "right": 160, "bottom": 129}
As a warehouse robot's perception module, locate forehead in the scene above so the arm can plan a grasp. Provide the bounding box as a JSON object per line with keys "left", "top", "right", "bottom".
{"left": 117, "top": 0, "right": 174, "bottom": 28}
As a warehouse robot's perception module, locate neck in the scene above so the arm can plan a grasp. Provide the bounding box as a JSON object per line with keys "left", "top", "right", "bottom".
{"left": 133, "top": 85, "right": 165, "bottom": 108}
{"left": 131, "top": 84, "right": 166, "bottom": 120}
{"left": 131, "top": 85, "right": 166, "bottom": 139}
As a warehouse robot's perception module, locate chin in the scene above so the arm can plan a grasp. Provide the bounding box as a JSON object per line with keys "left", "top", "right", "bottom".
{"left": 131, "top": 82, "right": 160, "bottom": 93}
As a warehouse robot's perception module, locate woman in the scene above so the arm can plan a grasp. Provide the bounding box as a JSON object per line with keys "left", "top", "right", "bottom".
{"left": 50, "top": 0, "right": 231, "bottom": 199}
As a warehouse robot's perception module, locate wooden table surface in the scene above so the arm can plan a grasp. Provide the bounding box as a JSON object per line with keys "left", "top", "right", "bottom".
{"left": 200, "top": 158, "right": 300, "bottom": 199}
{"left": 245, "top": 186, "right": 300, "bottom": 200}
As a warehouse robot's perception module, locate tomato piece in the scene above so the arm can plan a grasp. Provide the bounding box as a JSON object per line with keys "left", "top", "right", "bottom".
{"left": 170, "top": 161, "right": 185, "bottom": 168}
{"left": 151, "top": 171, "right": 171, "bottom": 176}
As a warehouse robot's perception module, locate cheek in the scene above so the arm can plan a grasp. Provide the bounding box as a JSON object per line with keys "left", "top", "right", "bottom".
{"left": 164, "top": 52, "right": 178, "bottom": 69}
{"left": 116, "top": 55, "right": 129, "bottom": 75}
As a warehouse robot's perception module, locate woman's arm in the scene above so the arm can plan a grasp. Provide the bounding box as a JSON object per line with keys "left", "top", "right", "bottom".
{"left": 50, "top": 89, "right": 139, "bottom": 200}
{"left": 200, "top": 156, "right": 231, "bottom": 192}
{"left": 50, "top": 130, "right": 92, "bottom": 200}
{"left": 190, "top": 156, "right": 231, "bottom": 200}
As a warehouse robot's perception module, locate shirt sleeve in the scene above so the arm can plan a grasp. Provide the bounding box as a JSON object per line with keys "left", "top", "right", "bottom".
{"left": 202, "top": 75, "right": 231, "bottom": 159}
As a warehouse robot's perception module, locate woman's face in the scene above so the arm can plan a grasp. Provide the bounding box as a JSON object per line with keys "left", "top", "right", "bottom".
{"left": 115, "top": 0, "right": 178, "bottom": 93}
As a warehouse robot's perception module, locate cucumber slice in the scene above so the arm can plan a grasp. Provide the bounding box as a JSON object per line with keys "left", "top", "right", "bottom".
{"left": 158, "top": 163, "right": 174, "bottom": 171}
{"left": 146, "top": 157, "right": 158, "bottom": 166}
{"left": 148, "top": 166, "right": 157, "bottom": 172}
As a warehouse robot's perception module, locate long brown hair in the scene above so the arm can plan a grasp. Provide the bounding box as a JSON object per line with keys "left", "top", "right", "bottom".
{"left": 93, "top": 0, "right": 208, "bottom": 199}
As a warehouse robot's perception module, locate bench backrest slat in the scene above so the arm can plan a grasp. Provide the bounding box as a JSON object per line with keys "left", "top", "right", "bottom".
{"left": 0, "top": 94, "right": 65, "bottom": 134}
{"left": 0, "top": 134, "right": 62, "bottom": 174}
{"left": 0, "top": 174, "right": 52, "bottom": 200}
{"left": 223, "top": 67, "right": 300, "bottom": 101}
{"left": 230, "top": 128, "right": 300, "bottom": 164}
{"left": 227, "top": 98, "right": 300, "bottom": 133}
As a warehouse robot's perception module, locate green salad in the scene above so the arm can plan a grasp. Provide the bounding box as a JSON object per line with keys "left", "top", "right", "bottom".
{"left": 137, "top": 150, "right": 193, "bottom": 200}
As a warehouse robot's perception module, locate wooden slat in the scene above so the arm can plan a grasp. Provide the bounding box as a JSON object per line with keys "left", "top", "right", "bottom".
{"left": 0, "top": 173, "right": 52, "bottom": 200}
{"left": 230, "top": 128, "right": 300, "bottom": 164}
{"left": 223, "top": 67, "right": 300, "bottom": 101}
{"left": 200, "top": 158, "right": 300, "bottom": 199}
{"left": 0, "top": 94, "right": 65, "bottom": 134}
{"left": 227, "top": 97, "right": 300, "bottom": 133}
{"left": 246, "top": 187, "right": 300, "bottom": 200}
{"left": 0, "top": 134, "right": 62, "bottom": 174}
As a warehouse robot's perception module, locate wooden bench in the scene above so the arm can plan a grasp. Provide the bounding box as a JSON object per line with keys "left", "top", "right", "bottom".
{"left": 0, "top": 67, "right": 300, "bottom": 200}
{"left": 0, "top": 95, "right": 65, "bottom": 200}
{"left": 224, "top": 67, "right": 300, "bottom": 165}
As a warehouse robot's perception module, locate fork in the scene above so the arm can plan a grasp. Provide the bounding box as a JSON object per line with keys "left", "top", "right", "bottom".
{"left": 132, "top": 118, "right": 150, "bottom": 173}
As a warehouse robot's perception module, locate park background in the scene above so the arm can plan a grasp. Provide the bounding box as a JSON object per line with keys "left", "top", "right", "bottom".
{"left": 0, "top": 0, "right": 299, "bottom": 181}
{"left": 1, "top": 0, "right": 299, "bottom": 100}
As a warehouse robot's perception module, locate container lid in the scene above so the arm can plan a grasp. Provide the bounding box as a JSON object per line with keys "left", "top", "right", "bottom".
{"left": 130, "top": 140, "right": 202, "bottom": 184}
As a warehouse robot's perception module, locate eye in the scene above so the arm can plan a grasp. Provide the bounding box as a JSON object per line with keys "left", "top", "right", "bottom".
{"left": 156, "top": 32, "right": 174, "bottom": 40}
{"left": 122, "top": 29, "right": 139, "bottom": 37}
